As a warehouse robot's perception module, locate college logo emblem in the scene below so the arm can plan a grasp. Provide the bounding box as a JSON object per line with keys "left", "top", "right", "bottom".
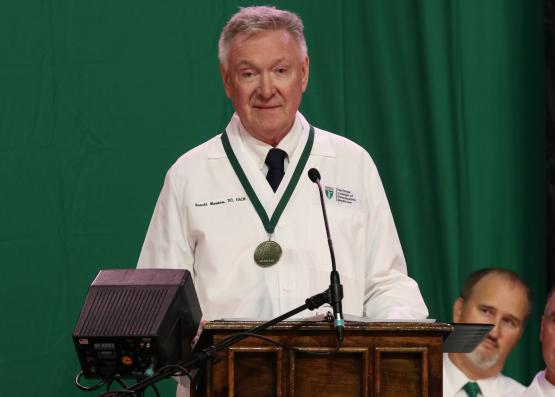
{"left": 325, "top": 186, "right": 334, "bottom": 199}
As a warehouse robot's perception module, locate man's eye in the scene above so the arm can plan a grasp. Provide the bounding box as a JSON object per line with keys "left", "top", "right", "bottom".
{"left": 479, "top": 307, "right": 493, "bottom": 316}
{"left": 276, "top": 68, "right": 287, "bottom": 74}
{"left": 241, "top": 71, "right": 254, "bottom": 78}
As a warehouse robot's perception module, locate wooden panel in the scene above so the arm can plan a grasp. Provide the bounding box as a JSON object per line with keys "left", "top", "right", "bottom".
{"left": 198, "top": 321, "right": 451, "bottom": 397}
{"left": 228, "top": 347, "right": 283, "bottom": 397}
{"left": 374, "top": 347, "right": 428, "bottom": 397}
{"left": 289, "top": 348, "right": 369, "bottom": 397}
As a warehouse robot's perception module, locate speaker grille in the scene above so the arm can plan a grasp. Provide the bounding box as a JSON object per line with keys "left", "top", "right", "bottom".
{"left": 78, "top": 287, "right": 172, "bottom": 336}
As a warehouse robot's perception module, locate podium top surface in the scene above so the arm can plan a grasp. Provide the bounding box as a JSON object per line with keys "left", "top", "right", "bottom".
{"left": 201, "top": 320, "right": 490, "bottom": 352}
{"left": 203, "top": 319, "right": 453, "bottom": 334}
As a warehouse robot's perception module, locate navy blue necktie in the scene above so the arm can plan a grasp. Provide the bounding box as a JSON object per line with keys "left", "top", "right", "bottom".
{"left": 265, "top": 148, "right": 287, "bottom": 192}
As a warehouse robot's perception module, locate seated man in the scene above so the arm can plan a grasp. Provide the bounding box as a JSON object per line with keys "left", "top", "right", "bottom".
{"left": 519, "top": 284, "right": 555, "bottom": 396}
{"left": 443, "top": 268, "right": 531, "bottom": 397}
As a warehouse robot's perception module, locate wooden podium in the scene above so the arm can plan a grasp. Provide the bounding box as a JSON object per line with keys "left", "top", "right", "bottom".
{"left": 193, "top": 320, "right": 452, "bottom": 397}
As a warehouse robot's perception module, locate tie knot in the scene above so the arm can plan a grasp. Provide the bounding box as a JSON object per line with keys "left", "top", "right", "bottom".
{"left": 265, "top": 148, "right": 287, "bottom": 169}
{"left": 462, "top": 382, "right": 481, "bottom": 397}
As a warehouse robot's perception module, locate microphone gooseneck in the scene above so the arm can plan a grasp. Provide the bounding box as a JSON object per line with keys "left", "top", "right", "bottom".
{"left": 307, "top": 168, "right": 344, "bottom": 341}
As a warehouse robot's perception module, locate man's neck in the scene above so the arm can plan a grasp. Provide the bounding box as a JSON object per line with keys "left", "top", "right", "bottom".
{"left": 448, "top": 353, "right": 500, "bottom": 380}
{"left": 236, "top": 113, "right": 304, "bottom": 173}
{"left": 248, "top": 132, "right": 284, "bottom": 146}
{"left": 244, "top": 120, "right": 296, "bottom": 147}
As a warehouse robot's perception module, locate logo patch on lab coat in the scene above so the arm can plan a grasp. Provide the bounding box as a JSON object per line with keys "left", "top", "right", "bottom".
{"left": 325, "top": 186, "right": 357, "bottom": 205}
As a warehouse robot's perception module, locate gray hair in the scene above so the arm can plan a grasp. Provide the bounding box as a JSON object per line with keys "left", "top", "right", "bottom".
{"left": 218, "top": 6, "right": 308, "bottom": 69}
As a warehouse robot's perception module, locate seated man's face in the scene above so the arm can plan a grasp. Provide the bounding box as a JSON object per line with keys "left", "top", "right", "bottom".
{"left": 541, "top": 293, "right": 555, "bottom": 384}
{"left": 453, "top": 273, "right": 528, "bottom": 374}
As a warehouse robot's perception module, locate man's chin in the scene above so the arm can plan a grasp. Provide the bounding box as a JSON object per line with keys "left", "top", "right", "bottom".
{"left": 465, "top": 349, "right": 500, "bottom": 369}
{"left": 246, "top": 121, "right": 291, "bottom": 144}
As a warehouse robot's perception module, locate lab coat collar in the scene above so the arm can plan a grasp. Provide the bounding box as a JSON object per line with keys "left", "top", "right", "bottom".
{"left": 207, "top": 112, "right": 336, "bottom": 159}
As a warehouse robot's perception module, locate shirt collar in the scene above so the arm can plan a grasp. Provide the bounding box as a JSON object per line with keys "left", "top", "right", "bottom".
{"left": 237, "top": 113, "right": 305, "bottom": 171}
{"left": 444, "top": 354, "right": 500, "bottom": 397}
{"left": 445, "top": 354, "right": 472, "bottom": 394}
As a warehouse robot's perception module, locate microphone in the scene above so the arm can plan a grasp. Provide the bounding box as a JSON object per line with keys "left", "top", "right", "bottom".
{"left": 307, "top": 168, "right": 344, "bottom": 341}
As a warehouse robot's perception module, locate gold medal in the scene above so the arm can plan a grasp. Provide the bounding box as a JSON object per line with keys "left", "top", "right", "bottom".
{"left": 254, "top": 240, "right": 282, "bottom": 266}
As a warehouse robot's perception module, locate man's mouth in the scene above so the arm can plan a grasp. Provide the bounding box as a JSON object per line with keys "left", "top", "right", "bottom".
{"left": 481, "top": 337, "right": 499, "bottom": 351}
{"left": 254, "top": 105, "right": 280, "bottom": 109}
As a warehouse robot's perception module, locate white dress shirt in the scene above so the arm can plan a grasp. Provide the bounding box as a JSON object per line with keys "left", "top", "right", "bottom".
{"left": 518, "top": 370, "right": 555, "bottom": 397}
{"left": 443, "top": 354, "right": 526, "bottom": 397}
{"left": 238, "top": 113, "right": 302, "bottom": 175}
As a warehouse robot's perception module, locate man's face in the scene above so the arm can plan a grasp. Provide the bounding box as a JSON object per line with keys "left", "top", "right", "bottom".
{"left": 453, "top": 273, "right": 528, "bottom": 376}
{"left": 541, "top": 293, "right": 555, "bottom": 384}
{"left": 221, "top": 29, "right": 309, "bottom": 145}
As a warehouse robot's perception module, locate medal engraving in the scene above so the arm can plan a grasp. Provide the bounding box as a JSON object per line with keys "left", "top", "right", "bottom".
{"left": 254, "top": 240, "right": 282, "bottom": 266}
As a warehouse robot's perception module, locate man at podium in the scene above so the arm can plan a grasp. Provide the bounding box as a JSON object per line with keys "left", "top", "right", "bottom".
{"left": 443, "top": 268, "right": 531, "bottom": 397}
{"left": 137, "top": 6, "right": 429, "bottom": 395}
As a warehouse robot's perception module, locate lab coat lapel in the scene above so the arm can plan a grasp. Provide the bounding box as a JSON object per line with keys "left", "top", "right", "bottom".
{"left": 225, "top": 125, "right": 276, "bottom": 216}
{"left": 270, "top": 126, "right": 310, "bottom": 205}
{"left": 221, "top": 113, "right": 327, "bottom": 219}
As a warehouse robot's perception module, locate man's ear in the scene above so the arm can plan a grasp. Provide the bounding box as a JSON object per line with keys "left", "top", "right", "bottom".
{"left": 301, "top": 56, "right": 310, "bottom": 93}
{"left": 221, "top": 64, "right": 232, "bottom": 98}
{"left": 540, "top": 316, "right": 545, "bottom": 343}
{"left": 453, "top": 297, "right": 464, "bottom": 322}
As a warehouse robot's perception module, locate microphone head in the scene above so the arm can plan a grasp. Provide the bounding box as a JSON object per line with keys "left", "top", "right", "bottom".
{"left": 308, "top": 168, "right": 321, "bottom": 183}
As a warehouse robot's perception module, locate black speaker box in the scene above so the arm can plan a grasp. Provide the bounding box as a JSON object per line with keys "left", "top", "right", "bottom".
{"left": 73, "top": 269, "right": 201, "bottom": 380}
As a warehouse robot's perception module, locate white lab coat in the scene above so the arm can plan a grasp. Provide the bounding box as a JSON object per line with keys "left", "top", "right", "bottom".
{"left": 138, "top": 112, "right": 428, "bottom": 322}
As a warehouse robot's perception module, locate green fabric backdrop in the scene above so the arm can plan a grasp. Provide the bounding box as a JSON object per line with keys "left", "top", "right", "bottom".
{"left": 0, "top": 1, "right": 545, "bottom": 395}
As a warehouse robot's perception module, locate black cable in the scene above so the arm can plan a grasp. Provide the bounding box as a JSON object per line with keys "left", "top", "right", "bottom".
{"left": 151, "top": 383, "right": 160, "bottom": 397}
{"left": 99, "top": 378, "right": 141, "bottom": 397}
{"left": 99, "top": 389, "right": 137, "bottom": 397}
{"left": 92, "top": 329, "right": 340, "bottom": 397}
{"left": 95, "top": 365, "right": 187, "bottom": 397}
{"left": 231, "top": 331, "right": 342, "bottom": 356}
{"left": 114, "top": 378, "right": 128, "bottom": 389}
{"left": 75, "top": 370, "right": 106, "bottom": 391}
{"left": 154, "top": 363, "right": 194, "bottom": 382}
{"left": 86, "top": 307, "right": 336, "bottom": 396}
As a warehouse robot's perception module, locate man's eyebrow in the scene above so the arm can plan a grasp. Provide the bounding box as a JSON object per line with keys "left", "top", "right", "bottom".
{"left": 235, "top": 58, "right": 291, "bottom": 68}
{"left": 271, "top": 58, "right": 290, "bottom": 65}
{"left": 477, "top": 304, "right": 496, "bottom": 312}
{"left": 236, "top": 60, "right": 255, "bottom": 68}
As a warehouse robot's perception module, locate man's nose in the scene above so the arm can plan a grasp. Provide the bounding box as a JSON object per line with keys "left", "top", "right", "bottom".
{"left": 488, "top": 320, "right": 501, "bottom": 339}
{"left": 258, "top": 73, "right": 275, "bottom": 99}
